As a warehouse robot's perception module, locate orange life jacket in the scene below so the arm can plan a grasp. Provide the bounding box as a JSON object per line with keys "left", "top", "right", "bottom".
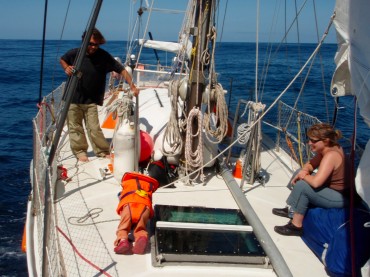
{"left": 116, "top": 172, "right": 159, "bottom": 220}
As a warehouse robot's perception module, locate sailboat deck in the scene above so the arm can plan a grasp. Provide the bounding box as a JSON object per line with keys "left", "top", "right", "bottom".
{"left": 49, "top": 125, "right": 328, "bottom": 277}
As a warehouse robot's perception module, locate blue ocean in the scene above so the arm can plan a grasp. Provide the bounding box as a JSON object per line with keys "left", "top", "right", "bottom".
{"left": 0, "top": 39, "right": 368, "bottom": 276}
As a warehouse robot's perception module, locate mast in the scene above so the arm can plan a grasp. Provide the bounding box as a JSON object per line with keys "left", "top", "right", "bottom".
{"left": 187, "top": 0, "right": 213, "bottom": 113}
{"left": 184, "top": 0, "right": 213, "bottom": 176}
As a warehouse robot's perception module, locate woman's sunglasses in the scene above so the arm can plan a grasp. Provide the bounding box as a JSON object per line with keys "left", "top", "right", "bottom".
{"left": 308, "top": 138, "right": 321, "bottom": 143}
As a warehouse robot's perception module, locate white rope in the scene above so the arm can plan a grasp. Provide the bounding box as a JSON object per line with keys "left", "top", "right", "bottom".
{"left": 105, "top": 94, "right": 134, "bottom": 152}
{"left": 237, "top": 102, "right": 265, "bottom": 145}
{"left": 204, "top": 83, "right": 228, "bottom": 143}
{"left": 105, "top": 94, "right": 134, "bottom": 122}
{"left": 201, "top": 12, "right": 228, "bottom": 144}
{"left": 237, "top": 123, "right": 251, "bottom": 145}
{"left": 207, "top": 25, "right": 217, "bottom": 82}
{"left": 162, "top": 80, "right": 183, "bottom": 157}
{"left": 185, "top": 107, "right": 204, "bottom": 182}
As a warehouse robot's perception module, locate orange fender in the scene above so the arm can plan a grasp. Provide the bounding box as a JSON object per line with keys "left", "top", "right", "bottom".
{"left": 101, "top": 112, "right": 118, "bottom": 129}
{"left": 21, "top": 223, "right": 26, "bottom": 253}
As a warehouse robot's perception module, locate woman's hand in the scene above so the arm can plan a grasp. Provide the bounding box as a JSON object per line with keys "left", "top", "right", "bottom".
{"left": 291, "top": 169, "right": 309, "bottom": 185}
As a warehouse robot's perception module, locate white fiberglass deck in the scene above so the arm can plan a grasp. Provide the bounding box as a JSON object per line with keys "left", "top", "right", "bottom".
{"left": 48, "top": 123, "right": 328, "bottom": 277}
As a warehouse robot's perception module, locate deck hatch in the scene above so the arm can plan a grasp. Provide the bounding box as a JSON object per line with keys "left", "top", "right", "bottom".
{"left": 152, "top": 205, "right": 268, "bottom": 266}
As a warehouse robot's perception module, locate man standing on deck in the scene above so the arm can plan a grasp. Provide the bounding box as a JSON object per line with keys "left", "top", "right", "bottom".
{"left": 60, "top": 28, "right": 139, "bottom": 162}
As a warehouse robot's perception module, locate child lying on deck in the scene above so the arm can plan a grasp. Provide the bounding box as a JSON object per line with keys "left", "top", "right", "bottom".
{"left": 114, "top": 172, "right": 159, "bottom": 254}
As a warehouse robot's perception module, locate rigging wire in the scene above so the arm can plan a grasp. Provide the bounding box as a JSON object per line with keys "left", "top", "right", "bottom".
{"left": 136, "top": 0, "right": 155, "bottom": 65}
{"left": 258, "top": 0, "right": 281, "bottom": 101}
{"left": 38, "top": 0, "right": 48, "bottom": 105}
{"left": 258, "top": 0, "right": 335, "bottom": 163}
{"left": 126, "top": 2, "right": 143, "bottom": 63}
{"left": 283, "top": 2, "right": 336, "bottom": 141}
{"left": 313, "top": 0, "right": 331, "bottom": 123}
{"left": 218, "top": 0, "right": 229, "bottom": 43}
{"left": 285, "top": 52, "right": 318, "bottom": 127}
{"left": 258, "top": 0, "right": 308, "bottom": 102}
{"left": 51, "top": 0, "right": 72, "bottom": 92}
{"left": 293, "top": 0, "right": 304, "bottom": 113}
{"left": 255, "top": 0, "right": 260, "bottom": 102}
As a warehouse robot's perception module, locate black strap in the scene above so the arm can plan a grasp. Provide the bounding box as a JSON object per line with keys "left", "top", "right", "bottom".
{"left": 120, "top": 190, "right": 136, "bottom": 200}
{"left": 135, "top": 177, "right": 153, "bottom": 191}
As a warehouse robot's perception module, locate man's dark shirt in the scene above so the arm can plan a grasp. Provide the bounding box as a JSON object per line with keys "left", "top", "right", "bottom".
{"left": 61, "top": 48, "right": 124, "bottom": 105}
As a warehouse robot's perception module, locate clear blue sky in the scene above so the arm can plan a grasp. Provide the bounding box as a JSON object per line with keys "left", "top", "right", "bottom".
{"left": 0, "top": 0, "right": 336, "bottom": 43}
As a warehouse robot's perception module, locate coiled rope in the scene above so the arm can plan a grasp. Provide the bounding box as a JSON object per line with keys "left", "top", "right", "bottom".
{"left": 185, "top": 107, "right": 204, "bottom": 182}
{"left": 106, "top": 93, "right": 134, "bottom": 120}
{"left": 204, "top": 83, "right": 229, "bottom": 143}
{"left": 105, "top": 92, "right": 135, "bottom": 152}
{"left": 237, "top": 123, "right": 251, "bottom": 145}
{"left": 162, "top": 80, "right": 184, "bottom": 157}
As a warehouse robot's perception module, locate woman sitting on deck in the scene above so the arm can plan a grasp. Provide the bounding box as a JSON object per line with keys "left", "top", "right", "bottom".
{"left": 273, "top": 123, "right": 349, "bottom": 236}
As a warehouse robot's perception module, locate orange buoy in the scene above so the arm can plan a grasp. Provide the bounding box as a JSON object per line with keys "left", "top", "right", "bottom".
{"left": 233, "top": 159, "right": 243, "bottom": 179}
{"left": 21, "top": 223, "right": 26, "bottom": 253}
{"left": 101, "top": 112, "right": 118, "bottom": 129}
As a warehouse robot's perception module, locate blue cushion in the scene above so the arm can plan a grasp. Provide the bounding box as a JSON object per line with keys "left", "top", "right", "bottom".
{"left": 302, "top": 207, "right": 370, "bottom": 277}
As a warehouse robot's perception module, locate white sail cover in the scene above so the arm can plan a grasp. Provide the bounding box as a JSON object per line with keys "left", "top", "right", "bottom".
{"left": 331, "top": 1, "right": 351, "bottom": 98}
{"left": 333, "top": 0, "right": 370, "bottom": 210}
{"left": 138, "top": 38, "right": 192, "bottom": 60}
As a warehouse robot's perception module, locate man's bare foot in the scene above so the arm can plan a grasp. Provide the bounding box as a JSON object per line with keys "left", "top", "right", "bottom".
{"left": 77, "top": 154, "right": 89, "bottom": 162}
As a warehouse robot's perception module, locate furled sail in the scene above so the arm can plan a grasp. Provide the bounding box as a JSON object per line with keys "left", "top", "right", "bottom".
{"left": 347, "top": 1, "right": 370, "bottom": 209}
{"left": 349, "top": 0, "right": 370, "bottom": 218}
{"left": 332, "top": 0, "right": 370, "bottom": 127}
{"left": 347, "top": 1, "right": 370, "bottom": 128}
{"left": 333, "top": 0, "right": 370, "bottom": 216}
{"left": 331, "top": 0, "right": 351, "bottom": 98}
{"left": 333, "top": 4, "right": 370, "bottom": 276}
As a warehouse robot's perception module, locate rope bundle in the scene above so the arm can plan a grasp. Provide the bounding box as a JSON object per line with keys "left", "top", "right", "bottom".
{"left": 237, "top": 123, "right": 251, "bottom": 145}
{"left": 204, "top": 83, "right": 228, "bottom": 143}
{"left": 185, "top": 107, "right": 204, "bottom": 182}
{"left": 162, "top": 80, "right": 184, "bottom": 157}
{"left": 106, "top": 94, "right": 134, "bottom": 125}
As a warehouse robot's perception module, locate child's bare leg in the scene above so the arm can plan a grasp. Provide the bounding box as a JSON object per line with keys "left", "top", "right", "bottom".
{"left": 115, "top": 205, "right": 132, "bottom": 243}
{"left": 132, "top": 207, "right": 150, "bottom": 254}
